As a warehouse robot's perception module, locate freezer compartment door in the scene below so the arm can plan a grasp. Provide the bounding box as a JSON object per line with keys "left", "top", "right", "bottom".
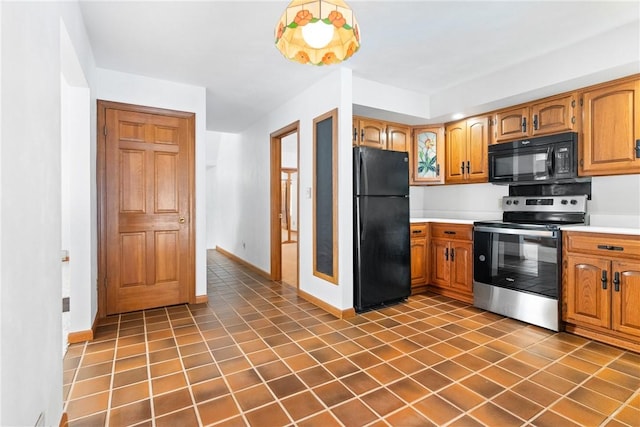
{"left": 354, "top": 196, "right": 411, "bottom": 312}
{"left": 354, "top": 146, "right": 409, "bottom": 196}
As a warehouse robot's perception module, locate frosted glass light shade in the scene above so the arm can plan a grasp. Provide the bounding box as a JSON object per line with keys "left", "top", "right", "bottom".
{"left": 275, "top": 0, "right": 360, "bottom": 66}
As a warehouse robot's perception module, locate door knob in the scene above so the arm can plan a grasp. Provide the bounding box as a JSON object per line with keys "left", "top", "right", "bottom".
{"left": 179, "top": 217, "right": 186, "bottom": 224}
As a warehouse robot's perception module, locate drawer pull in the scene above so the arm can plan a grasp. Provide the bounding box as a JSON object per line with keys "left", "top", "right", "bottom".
{"left": 597, "top": 245, "right": 624, "bottom": 251}
{"left": 412, "top": 230, "right": 422, "bottom": 234}
{"left": 444, "top": 231, "right": 457, "bottom": 235}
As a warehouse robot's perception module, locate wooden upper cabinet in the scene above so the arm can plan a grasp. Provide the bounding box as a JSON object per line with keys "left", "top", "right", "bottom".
{"left": 445, "top": 116, "right": 489, "bottom": 184}
{"left": 531, "top": 93, "right": 577, "bottom": 137}
{"left": 353, "top": 117, "right": 411, "bottom": 153}
{"left": 354, "top": 118, "right": 387, "bottom": 149}
{"left": 387, "top": 124, "right": 411, "bottom": 152}
{"left": 492, "top": 93, "right": 578, "bottom": 144}
{"left": 493, "top": 106, "right": 528, "bottom": 143}
{"left": 411, "top": 126, "right": 445, "bottom": 185}
{"left": 580, "top": 78, "right": 640, "bottom": 176}
{"left": 466, "top": 116, "right": 489, "bottom": 181}
{"left": 445, "top": 121, "right": 466, "bottom": 183}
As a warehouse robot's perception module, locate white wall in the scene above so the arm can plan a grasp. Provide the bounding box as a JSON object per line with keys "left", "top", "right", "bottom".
{"left": 61, "top": 19, "right": 93, "bottom": 352}
{"left": 0, "top": 2, "right": 95, "bottom": 425}
{"left": 206, "top": 131, "right": 222, "bottom": 249}
{"left": 411, "top": 175, "right": 640, "bottom": 228}
{"left": 96, "top": 68, "right": 208, "bottom": 297}
{"left": 588, "top": 175, "right": 640, "bottom": 228}
{"left": 411, "top": 183, "right": 507, "bottom": 220}
{"left": 429, "top": 22, "right": 640, "bottom": 122}
{"left": 215, "top": 68, "right": 354, "bottom": 310}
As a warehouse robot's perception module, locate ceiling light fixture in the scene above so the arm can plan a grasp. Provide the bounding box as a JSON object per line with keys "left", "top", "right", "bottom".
{"left": 275, "top": 0, "right": 360, "bottom": 66}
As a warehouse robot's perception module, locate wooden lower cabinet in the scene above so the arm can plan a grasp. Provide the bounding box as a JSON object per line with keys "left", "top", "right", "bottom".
{"left": 410, "top": 223, "right": 428, "bottom": 294}
{"left": 429, "top": 223, "right": 474, "bottom": 303}
{"left": 563, "top": 231, "right": 640, "bottom": 352}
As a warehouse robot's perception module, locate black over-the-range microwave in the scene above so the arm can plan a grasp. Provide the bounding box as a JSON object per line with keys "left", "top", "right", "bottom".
{"left": 488, "top": 132, "right": 580, "bottom": 185}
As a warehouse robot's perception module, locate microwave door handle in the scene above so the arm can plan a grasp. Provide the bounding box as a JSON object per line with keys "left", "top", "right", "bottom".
{"left": 546, "top": 146, "right": 554, "bottom": 177}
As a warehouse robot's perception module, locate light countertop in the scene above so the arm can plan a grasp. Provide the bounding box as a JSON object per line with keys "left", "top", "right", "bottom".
{"left": 410, "top": 218, "right": 476, "bottom": 225}
{"left": 410, "top": 219, "right": 640, "bottom": 236}
{"left": 560, "top": 225, "right": 640, "bottom": 236}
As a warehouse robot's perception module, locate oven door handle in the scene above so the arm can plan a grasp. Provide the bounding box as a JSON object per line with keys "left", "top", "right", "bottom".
{"left": 474, "top": 225, "right": 557, "bottom": 238}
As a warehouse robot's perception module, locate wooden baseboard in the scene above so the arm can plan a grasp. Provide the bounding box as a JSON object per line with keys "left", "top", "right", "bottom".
{"left": 215, "top": 247, "right": 355, "bottom": 319}
{"left": 68, "top": 329, "right": 93, "bottom": 344}
{"left": 215, "top": 246, "right": 271, "bottom": 280}
{"left": 59, "top": 412, "right": 68, "bottom": 427}
{"left": 194, "top": 295, "right": 209, "bottom": 304}
{"left": 564, "top": 324, "right": 640, "bottom": 353}
{"left": 297, "top": 289, "right": 356, "bottom": 319}
{"left": 67, "top": 312, "right": 99, "bottom": 344}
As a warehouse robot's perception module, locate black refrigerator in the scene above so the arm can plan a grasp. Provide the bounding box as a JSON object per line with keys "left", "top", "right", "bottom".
{"left": 354, "top": 146, "right": 411, "bottom": 312}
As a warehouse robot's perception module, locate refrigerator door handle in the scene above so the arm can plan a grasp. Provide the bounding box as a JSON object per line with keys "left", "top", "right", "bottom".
{"left": 360, "top": 197, "right": 368, "bottom": 242}
{"left": 361, "top": 152, "right": 369, "bottom": 195}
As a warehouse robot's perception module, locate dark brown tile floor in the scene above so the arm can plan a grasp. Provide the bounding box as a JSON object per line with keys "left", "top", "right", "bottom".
{"left": 63, "top": 250, "right": 640, "bottom": 426}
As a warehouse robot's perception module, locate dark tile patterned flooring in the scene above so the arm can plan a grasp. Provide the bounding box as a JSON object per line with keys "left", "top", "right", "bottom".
{"left": 63, "top": 250, "right": 640, "bottom": 426}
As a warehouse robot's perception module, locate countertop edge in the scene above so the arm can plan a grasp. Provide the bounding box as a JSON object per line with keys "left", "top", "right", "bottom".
{"left": 560, "top": 225, "right": 640, "bottom": 236}
{"left": 410, "top": 218, "right": 476, "bottom": 225}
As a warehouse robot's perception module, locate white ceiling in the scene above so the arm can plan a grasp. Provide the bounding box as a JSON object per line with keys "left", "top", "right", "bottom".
{"left": 79, "top": 1, "right": 639, "bottom": 133}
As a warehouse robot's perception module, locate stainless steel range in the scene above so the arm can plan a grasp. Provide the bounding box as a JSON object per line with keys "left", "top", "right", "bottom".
{"left": 473, "top": 195, "right": 588, "bottom": 331}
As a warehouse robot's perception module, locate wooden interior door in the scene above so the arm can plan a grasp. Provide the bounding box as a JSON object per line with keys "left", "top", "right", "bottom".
{"left": 99, "top": 101, "right": 195, "bottom": 315}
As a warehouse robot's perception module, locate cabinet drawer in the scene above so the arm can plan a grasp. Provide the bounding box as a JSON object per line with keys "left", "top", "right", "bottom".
{"left": 565, "top": 232, "right": 640, "bottom": 259}
{"left": 410, "top": 224, "right": 428, "bottom": 238}
{"left": 430, "top": 223, "right": 473, "bottom": 241}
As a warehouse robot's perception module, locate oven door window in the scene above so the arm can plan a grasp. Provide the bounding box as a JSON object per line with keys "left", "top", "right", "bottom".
{"left": 492, "top": 147, "right": 550, "bottom": 182}
{"left": 476, "top": 232, "right": 559, "bottom": 298}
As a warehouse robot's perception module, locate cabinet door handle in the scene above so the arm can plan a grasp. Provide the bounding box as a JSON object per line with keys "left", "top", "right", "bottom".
{"left": 533, "top": 114, "right": 538, "bottom": 130}
{"left": 613, "top": 272, "right": 620, "bottom": 292}
{"left": 436, "top": 163, "right": 440, "bottom": 177}
{"left": 522, "top": 117, "right": 527, "bottom": 133}
{"left": 360, "top": 129, "right": 364, "bottom": 142}
{"left": 460, "top": 162, "right": 465, "bottom": 175}
{"left": 466, "top": 160, "right": 470, "bottom": 174}
{"left": 450, "top": 248, "right": 455, "bottom": 262}
{"left": 353, "top": 127, "right": 357, "bottom": 142}
{"left": 597, "top": 245, "right": 624, "bottom": 251}
{"left": 635, "top": 139, "right": 640, "bottom": 159}
{"left": 445, "top": 247, "right": 449, "bottom": 261}
{"left": 601, "top": 270, "right": 608, "bottom": 290}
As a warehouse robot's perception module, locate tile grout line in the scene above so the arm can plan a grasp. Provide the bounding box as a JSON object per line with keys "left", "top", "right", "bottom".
{"left": 144, "top": 309, "right": 157, "bottom": 427}
{"left": 104, "top": 314, "right": 120, "bottom": 427}
{"left": 210, "top": 272, "right": 352, "bottom": 426}
{"left": 61, "top": 340, "right": 89, "bottom": 417}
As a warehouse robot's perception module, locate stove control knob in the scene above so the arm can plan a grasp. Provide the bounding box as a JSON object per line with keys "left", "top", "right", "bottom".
{"left": 561, "top": 199, "right": 568, "bottom": 205}
{"left": 506, "top": 200, "right": 512, "bottom": 205}
{"left": 513, "top": 200, "right": 519, "bottom": 205}
{"left": 570, "top": 199, "right": 578, "bottom": 205}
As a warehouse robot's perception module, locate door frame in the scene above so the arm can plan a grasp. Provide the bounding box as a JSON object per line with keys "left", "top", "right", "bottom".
{"left": 270, "top": 121, "right": 300, "bottom": 284}
{"left": 97, "top": 100, "right": 196, "bottom": 318}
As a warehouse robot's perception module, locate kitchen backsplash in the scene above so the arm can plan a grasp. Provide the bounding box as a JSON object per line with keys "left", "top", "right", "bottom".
{"left": 410, "top": 183, "right": 507, "bottom": 221}
{"left": 410, "top": 174, "right": 640, "bottom": 227}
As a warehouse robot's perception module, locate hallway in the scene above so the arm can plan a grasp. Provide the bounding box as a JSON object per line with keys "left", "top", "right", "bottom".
{"left": 63, "top": 250, "right": 640, "bottom": 426}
